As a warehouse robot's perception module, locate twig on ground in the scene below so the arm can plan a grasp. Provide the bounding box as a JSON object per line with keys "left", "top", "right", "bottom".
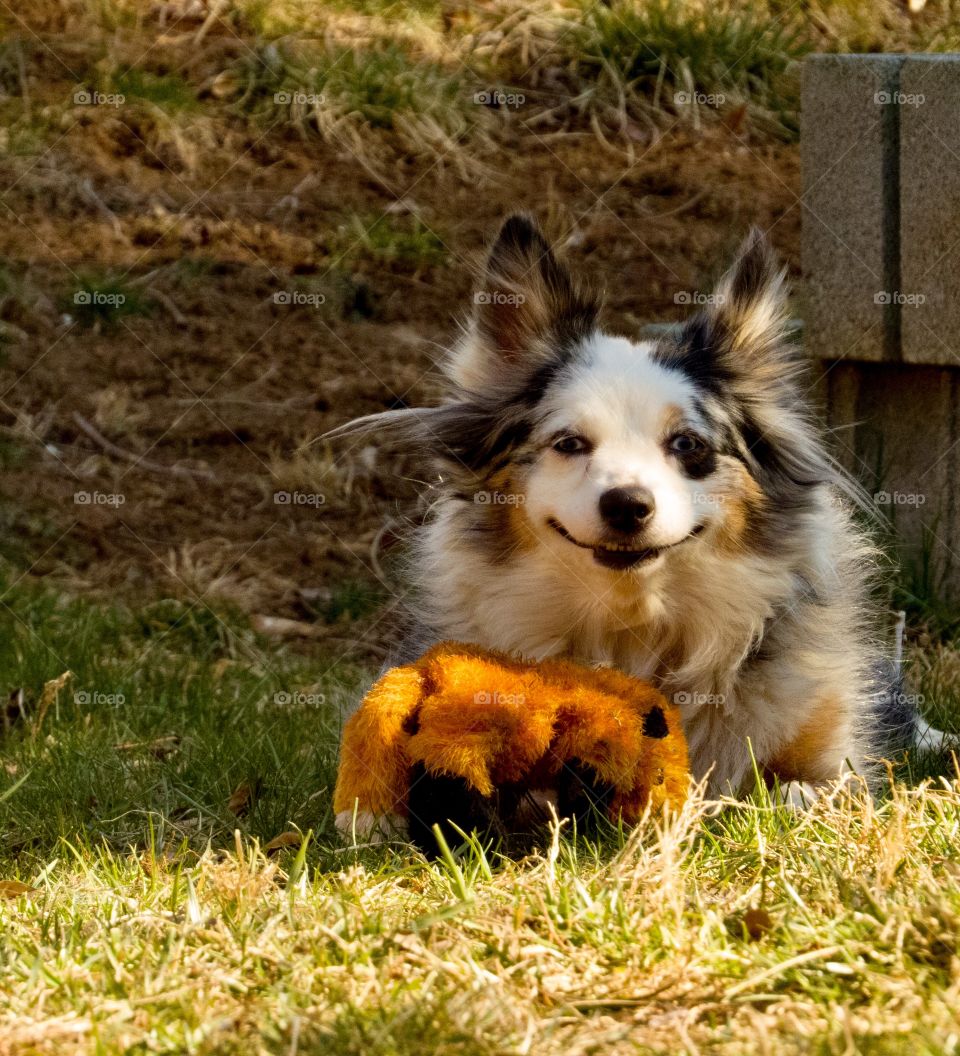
{"left": 71, "top": 413, "right": 215, "bottom": 481}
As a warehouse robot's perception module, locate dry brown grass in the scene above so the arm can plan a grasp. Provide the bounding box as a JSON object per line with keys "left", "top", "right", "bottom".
{"left": 1, "top": 775, "right": 959, "bottom": 1054}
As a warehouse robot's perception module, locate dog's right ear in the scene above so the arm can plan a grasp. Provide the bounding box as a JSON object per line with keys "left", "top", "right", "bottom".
{"left": 450, "top": 214, "right": 599, "bottom": 395}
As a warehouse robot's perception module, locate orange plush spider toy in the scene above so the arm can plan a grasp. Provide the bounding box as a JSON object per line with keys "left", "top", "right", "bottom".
{"left": 333, "top": 642, "right": 689, "bottom": 853}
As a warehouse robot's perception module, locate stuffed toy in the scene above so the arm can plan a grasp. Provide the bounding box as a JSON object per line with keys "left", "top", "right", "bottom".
{"left": 334, "top": 641, "right": 689, "bottom": 852}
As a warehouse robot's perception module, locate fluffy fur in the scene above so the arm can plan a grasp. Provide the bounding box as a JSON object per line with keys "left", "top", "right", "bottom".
{"left": 333, "top": 641, "right": 688, "bottom": 850}
{"left": 331, "top": 215, "right": 909, "bottom": 799}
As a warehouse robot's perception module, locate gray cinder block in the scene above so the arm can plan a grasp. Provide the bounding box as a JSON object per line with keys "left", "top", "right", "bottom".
{"left": 802, "top": 54, "right": 905, "bottom": 362}
{"left": 819, "top": 360, "right": 960, "bottom": 596}
{"left": 900, "top": 55, "right": 960, "bottom": 365}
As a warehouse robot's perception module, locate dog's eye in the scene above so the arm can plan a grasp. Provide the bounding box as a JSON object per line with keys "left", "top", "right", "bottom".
{"left": 553, "top": 435, "right": 590, "bottom": 455}
{"left": 669, "top": 433, "right": 702, "bottom": 455}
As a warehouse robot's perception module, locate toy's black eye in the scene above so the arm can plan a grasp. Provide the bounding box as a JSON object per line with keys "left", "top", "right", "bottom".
{"left": 669, "top": 433, "right": 702, "bottom": 455}
{"left": 553, "top": 435, "right": 591, "bottom": 455}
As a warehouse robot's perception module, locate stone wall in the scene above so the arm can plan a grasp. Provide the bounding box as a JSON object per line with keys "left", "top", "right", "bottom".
{"left": 803, "top": 54, "right": 960, "bottom": 601}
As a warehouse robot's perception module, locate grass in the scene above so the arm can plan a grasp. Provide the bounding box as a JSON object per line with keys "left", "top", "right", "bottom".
{"left": 237, "top": 39, "right": 483, "bottom": 171}
{"left": 0, "top": 575, "right": 958, "bottom": 1052}
{"left": 309, "top": 579, "right": 384, "bottom": 624}
{"left": 3, "top": 1, "right": 960, "bottom": 1050}
{"left": 64, "top": 274, "right": 152, "bottom": 330}
{"left": 0, "top": 114, "right": 58, "bottom": 158}
{"left": 0, "top": 582, "right": 366, "bottom": 857}
{"left": 106, "top": 68, "right": 199, "bottom": 113}
{"left": 570, "top": 0, "right": 808, "bottom": 136}
{"left": 333, "top": 213, "right": 448, "bottom": 270}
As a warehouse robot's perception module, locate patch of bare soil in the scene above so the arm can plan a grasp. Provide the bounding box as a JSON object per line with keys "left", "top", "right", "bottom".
{"left": 0, "top": 9, "right": 801, "bottom": 656}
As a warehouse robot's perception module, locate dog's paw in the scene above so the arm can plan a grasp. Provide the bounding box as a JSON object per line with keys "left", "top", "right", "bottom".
{"left": 335, "top": 809, "right": 407, "bottom": 843}
{"left": 916, "top": 718, "right": 953, "bottom": 751}
{"left": 775, "top": 781, "right": 819, "bottom": 810}
{"left": 775, "top": 770, "right": 870, "bottom": 811}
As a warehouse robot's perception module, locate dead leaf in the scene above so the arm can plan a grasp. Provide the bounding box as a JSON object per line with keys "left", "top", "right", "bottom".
{"left": 33, "top": 671, "right": 72, "bottom": 736}
{"left": 264, "top": 831, "right": 302, "bottom": 855}
{"left": 208, "top": 70, "right": 241, "bottom": 99}
{"left": 722, "top": 103, "right": 749, "bottom": 135}
{"left": 742, "top": 907, "right": 774, "bottom": 941}
{"left": 0, "top": 880, "right": 36, "bottom": 899}
{"left": 212, "top": 658, "right": 237, "bottom": 680}
{"left": 252, "top": 615, "right": 323, "bottom": 640}
{"left": 228, "top": 781, "right": 256, "bottom": 817}
{"left": 39, "top": 671, "right": 72, "bottom": 708}
{"left": 115, "top": 735, "right": 181, "bottom": 760}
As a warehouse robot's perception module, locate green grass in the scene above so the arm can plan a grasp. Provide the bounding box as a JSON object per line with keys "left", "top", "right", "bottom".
{"left": 0, "top": 576, "right": 958, "bottom": 1052}
{"left": 0, "top": 579, "right": 366, "bottom": 859}
{"left": 236, "top": 39, "right": 483, "bottom": 168}
{"left": 238, "top": 40, "right": 456, "bottom": 128}
{"left": 334, "top": 214, "right": 447, "bottom": 269}
{"left": 572, "top": 0, "right": 807, "bottom": 133}
{"left": 64, "top": 274, "right": 153, "bottom": 330}
{"left": 107, "top": 68, "right": 199, "bottom": 113}
{"left": 0, "top": 114, "right": 58, "bottom": 158}
{"left": 0, "top": 39, "right": 28, "bottom": 98}
{"left": 309, "top": 579, "right": 385, "bottom": 624}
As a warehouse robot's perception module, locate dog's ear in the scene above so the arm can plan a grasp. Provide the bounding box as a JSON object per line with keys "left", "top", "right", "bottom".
{"left": 669, "top": 229, "right": 790, "bottom": 395}
{"left": 451, "top": 214, "right": 598, "bottom": 394}
{"left": 709, "top": 227, "right": 788, "bottom": 360}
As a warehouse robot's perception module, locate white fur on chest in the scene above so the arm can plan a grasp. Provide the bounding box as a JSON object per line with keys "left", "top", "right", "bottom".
{"left": 418, "top": 503, "right": 866, "bottom": 794}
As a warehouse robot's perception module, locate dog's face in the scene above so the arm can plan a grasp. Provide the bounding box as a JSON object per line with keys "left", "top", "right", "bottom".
{"left": 419, "top": 214, "right": 825, "bottom": 579}
{"left": 341, "top": 214, "right": 826, "bottom": 579}
{"left": 522, "top": 334, "right": 723, "bottom": 572}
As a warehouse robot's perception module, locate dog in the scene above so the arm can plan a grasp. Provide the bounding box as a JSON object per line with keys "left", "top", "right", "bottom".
{"left": 332, "top": 214, "right": 922, "bottom": 810}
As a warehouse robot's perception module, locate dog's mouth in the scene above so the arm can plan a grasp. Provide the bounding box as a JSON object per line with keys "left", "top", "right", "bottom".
{"left": 547, "top": 518, "right": 706, "bottom": 570}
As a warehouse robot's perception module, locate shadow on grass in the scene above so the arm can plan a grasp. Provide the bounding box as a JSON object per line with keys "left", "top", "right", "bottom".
{"left": 0, "top": 575, "right": 371, "bottom": 869}
{"left": 2, "top": 569, "right": 958, "bottom": 876}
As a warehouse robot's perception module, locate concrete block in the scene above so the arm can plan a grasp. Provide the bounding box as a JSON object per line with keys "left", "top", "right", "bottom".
{"left": 900, "top": 55, "right": 960, "bottom": 365}
{"left": 802, "top": 54, "right": 905, "bottom": 362}
{"left": 818, "top": 359, "right": 960, "bottom": 596}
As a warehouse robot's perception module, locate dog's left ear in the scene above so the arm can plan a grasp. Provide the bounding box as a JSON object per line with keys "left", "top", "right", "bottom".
{"left": 451, "top": 214, "right": 599, "bottom": 395}
{"left": 668, "top": 229, "right": 790, "bottom": 396}
{"left": 709, "top": 227, "right": 788, "bottom": 360}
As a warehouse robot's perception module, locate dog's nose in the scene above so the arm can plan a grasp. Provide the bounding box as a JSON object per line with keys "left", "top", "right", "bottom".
{"left": 599, "top": 486, "right": 655, "bottom": 534}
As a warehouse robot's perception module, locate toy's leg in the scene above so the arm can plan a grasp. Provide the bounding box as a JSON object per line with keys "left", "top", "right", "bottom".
{"left": 333, "top": 664, "right": 425, "bottom": 833}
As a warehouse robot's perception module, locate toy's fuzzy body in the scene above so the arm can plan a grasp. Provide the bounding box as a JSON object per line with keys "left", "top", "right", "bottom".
{"left": 334, "top": 642, "right": 689, "bottom": 846}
